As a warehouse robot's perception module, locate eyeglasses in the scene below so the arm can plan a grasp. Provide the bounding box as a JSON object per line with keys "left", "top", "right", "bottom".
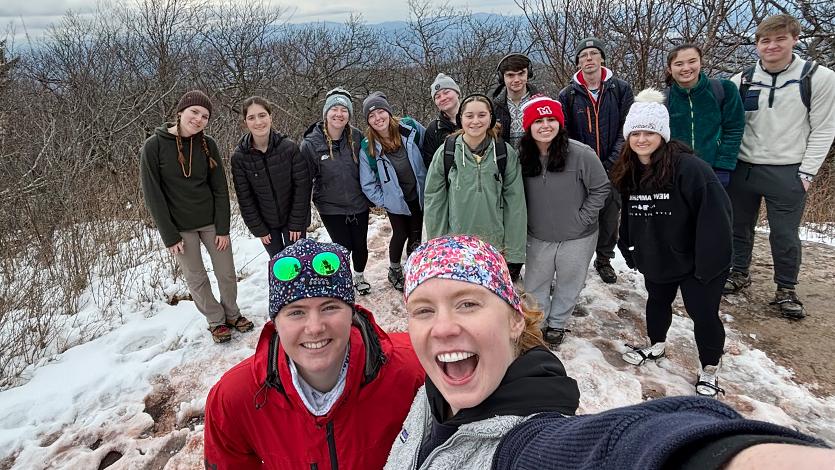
{"left": 272, "top": 252, "right": 342, "bottom": 282}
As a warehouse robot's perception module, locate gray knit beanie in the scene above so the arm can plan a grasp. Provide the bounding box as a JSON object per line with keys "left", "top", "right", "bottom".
{"left": 323, "top": 87, "right": 354, "bottom": 121}
{"left": 362, "top": 92, "right": 393, "bottom": 121}
{"left": 430, "top": 73, "right": 461, "bottom": 99}
{"left": 574, "top": 37, "right": 607, "bottom": 64}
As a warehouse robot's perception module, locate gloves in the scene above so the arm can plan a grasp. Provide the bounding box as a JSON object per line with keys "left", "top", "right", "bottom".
{"left": 714, "top": 169, "right": 731, "bottom": 187}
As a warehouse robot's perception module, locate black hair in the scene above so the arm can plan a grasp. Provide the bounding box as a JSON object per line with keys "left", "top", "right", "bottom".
{"left": 518, "top": 126, "right": 570, "bottom": 177}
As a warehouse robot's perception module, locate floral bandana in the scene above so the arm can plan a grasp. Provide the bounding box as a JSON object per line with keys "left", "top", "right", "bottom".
{"left": 403, "top": 235, "right": 522, "bottom": 315}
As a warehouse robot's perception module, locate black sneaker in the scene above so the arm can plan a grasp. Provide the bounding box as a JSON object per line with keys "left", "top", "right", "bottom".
{"left": 723, "top": 271, "right": 751, "bottom": 295}
{"left": 542, "top": 327, "right": 569, "bottom": 347}
{"left": 770, "top": 287, "right": 805, "bottom": 319}
{"left": 594, "top": 258, "right": 617, "bottom": 284}
{"left": 388, "top": 266, "right": 405, "bottom": 292}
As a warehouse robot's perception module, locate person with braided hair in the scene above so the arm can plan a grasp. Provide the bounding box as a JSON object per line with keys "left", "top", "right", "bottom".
{"left": 140, "top": 90, "right": 251, "bottom": 344}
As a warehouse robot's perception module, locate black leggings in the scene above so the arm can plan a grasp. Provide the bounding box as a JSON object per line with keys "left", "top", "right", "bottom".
{"left": 644, "top": 273, "right": 727, "bottom": 368}
{"left": 387, "top": 199, "right": 423, "bottom": 264}
{"left": 320, "top": 211, "right": 370, "bottom": 272}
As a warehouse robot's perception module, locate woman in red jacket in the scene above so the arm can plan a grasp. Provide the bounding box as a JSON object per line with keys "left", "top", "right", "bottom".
{"left": 204, "top": 239, "right": 424, "bottom": 469}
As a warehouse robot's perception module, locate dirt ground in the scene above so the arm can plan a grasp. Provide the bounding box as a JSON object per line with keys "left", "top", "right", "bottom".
{"left": 722, "top": 232, "right": 835, "bottom": 397}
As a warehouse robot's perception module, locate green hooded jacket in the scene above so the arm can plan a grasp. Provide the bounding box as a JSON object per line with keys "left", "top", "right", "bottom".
{"left": 423, "top": 135, "right": 527, "bottom": 263}
{"left": 667, "top": 73, "right": 745, "bottom": 171}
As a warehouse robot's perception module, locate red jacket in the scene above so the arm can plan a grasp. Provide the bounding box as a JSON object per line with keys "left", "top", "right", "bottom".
{"left": 204, "top": 306, "right": 424, "bottom": 470}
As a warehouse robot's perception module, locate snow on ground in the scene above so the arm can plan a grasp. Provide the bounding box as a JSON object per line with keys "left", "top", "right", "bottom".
{"left": 1, "top": 215, "right": 834, "bottom": 469}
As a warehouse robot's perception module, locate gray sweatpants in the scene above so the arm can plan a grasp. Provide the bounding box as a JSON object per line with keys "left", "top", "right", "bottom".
{"left": 175, "top": 225, "right": 241, "bottom": 327}
{"left": 524, "top": 232, "right": 598, "bottom": 329}
{"left": 727, "top": 162, "right": 807, "bottom": 288}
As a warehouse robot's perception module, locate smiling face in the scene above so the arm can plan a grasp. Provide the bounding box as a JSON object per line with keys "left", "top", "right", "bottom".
{"left": 530, "top": 117, "right": 560, "bottom": 144}
{"left": 434, "top": 89, "right": 460, "bottom": 115}
{"left": 578, "top": 47, "right": 603, "bottom": 76}
{"left": 367, "top": 108, "right": 391, "bottom": 134}
{"left": 460, "top": 100, "right": 491, "bottom": 141}
{"left": 244, "top": 103, "right": 272, "bottom": 140}
{"left": 178, "top": 105, "right": 210, "bottom": 138}
{"left": 629, "top": 131, "right": 663, "bottom": 164}
{"left": 275, "top": 297, "right": 353, "bottom": 391}
{"left": 326, "top": 104, "right": 350, "bottom": 133}
{"left": 503, "top": 69, "right": 528, "bottom": 95}
{"left": 668, "top": 47, "right": 702, "bottom": 89}
{"left": 407, "top": 278, "right": 524, "bottom": 415}
{"left": 756, "top": 30, "right": 798, "bottom": 71}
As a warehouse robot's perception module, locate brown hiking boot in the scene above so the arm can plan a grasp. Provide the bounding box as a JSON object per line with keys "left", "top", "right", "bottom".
{"left": 723, "top": 271, "right": 751, "bottom": 295}
{"left": 209, "top": 324, "right": 232, "bottom": 343}
{"left": 770, "top": 287, "right": 805, "bottom": 320}
{"left": 226, "top": 316, "right": 254, "bottom": 333}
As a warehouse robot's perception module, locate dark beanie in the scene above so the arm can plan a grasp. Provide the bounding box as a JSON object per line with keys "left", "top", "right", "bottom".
{"left": 176, "top": 90, "right": 213, "bottom": 117}
{"left": 574, "top": 37, "right": 606, "bottom": 64}
{"left": 362, "top": 91, "right": 393, "bottom": 121}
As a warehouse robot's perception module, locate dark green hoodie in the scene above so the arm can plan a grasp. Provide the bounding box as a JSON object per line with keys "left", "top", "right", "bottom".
{"left": 666, "top": 73, "right": 745, "bottom": 171}
{"left": 139, "top": 124, "right": 231, "bottom": 247}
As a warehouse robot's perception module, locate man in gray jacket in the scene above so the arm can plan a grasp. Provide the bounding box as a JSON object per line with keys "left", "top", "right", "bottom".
{"left": 726, "top": 14, "right": 835, "bottom": 319}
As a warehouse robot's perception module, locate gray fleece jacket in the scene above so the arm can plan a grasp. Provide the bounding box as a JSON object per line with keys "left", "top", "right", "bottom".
{"left": 523, "top": 139, "right": 609, "bottom": 242}
{"left": 383, "top": 385, "right": 531, "bottom": 470}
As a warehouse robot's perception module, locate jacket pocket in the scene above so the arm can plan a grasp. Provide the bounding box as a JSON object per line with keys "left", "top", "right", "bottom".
{"left": 743, "top": 90, "right": 760, "bottom": 111}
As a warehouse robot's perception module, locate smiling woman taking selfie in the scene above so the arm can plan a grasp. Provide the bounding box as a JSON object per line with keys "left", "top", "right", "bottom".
{"left": 384, "top": 235, "right": 580, "bottom": 470}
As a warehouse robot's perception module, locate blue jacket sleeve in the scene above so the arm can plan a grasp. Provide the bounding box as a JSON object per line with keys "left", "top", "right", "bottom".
{"left": 492, "top": 396, "right": 825, "bottom": 470}
{"left": 359, "top": 144, "right": 385, "bottom": 208}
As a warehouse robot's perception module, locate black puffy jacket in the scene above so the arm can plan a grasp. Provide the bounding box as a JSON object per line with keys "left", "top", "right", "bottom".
{"left": 490, "top": 83, "right": 539, "bottom": 143}
{"left": 231, "top": 130, "right": 311, "bottom": 236}
{"left": 300, "top": 121, "right": 370, "bottom": 216}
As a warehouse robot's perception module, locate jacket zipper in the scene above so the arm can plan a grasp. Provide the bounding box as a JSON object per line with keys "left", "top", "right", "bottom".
{"left": 688, "top": 93, "right": 695, "bottom": 148}
{"left": 261, "top": 151, "right": 283, "bottom": 224}
{"left": 326, "top": 421, "right": 338, "bottom": 470}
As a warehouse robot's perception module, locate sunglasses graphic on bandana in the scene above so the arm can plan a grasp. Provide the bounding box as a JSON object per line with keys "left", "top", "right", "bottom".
{"left": 272, "top": 251, "right": 342, "bottom": 282}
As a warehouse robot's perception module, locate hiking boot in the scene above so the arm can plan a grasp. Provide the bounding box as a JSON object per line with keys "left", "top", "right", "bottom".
{"left": 695, "top": 362, "right": 725, "bottom": 397}
{"left": 723, "top": 271, "right": 751, "bottom": 295}
{"left": 770, "top": 287, "right": 805, "bottom": 319}
{"left": 622, "top": 342, "right": 665, "bottom": 366}
{"left": 388, "top": 266, "right": 405, "bottom": 292}
{"left": 594, "top": 258, "right": 617, "bottom": 284}
{"left": 354, "top": 277, "right": 371, "bottom": 296}
{"left": 209, "top": 324, "right": 232, "bottom": 343}
{"left": 225, "top": 316, "right": 254, "bottom": 333}
{"left": 542, "top": 327, "right": 570, "bottom": 347}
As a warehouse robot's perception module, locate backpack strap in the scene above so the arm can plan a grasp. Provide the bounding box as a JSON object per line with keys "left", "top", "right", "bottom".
{"left": 799, "top": 60, "right": 818, "bottom": 113}
{"left": 443, "top": 136, "right": 508, "bottom": 188}
{"left": 737, "top": 66, "right": 756, "bottom": 103}
{"left": 360, "top": 139, "right": 378, "bottom": 177}
{"left": 495, "top": 138, "right": 508, "bottom": 180}
{"left": 443, "top": 135, "right": 456, "bottom": 188}
{"left": 709, "top": 78, "right": 725, "bottom": 109}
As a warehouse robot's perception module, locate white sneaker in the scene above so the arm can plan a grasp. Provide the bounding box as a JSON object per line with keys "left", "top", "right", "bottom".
{"left": 622, "top": 342, "right": 666, "bottom": 366}
{"left": 696, "top": 362, "right": 725, "bottom": 397}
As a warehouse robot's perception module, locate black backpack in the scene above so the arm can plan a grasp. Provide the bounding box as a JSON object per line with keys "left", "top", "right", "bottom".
{"left": 738, "top": 60, "right": 818, "bottom": 113}
{"left": 663, "top": 78, "right": 726, "bottom": 108}
{"left": 443, "top": 135, "right": 507, "bottom": 188}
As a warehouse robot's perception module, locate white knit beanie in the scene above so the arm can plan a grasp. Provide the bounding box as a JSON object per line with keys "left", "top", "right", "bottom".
{"left": 430, "top": 73, "right": 461, "bottom": 99}
{"left": 622, "top": 88, "right": 670, "bottom": 142}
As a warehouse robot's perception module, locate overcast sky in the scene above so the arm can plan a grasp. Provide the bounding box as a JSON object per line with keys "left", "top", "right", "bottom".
{"left": 1, "top": 0, "right": 520, "bottom": 41}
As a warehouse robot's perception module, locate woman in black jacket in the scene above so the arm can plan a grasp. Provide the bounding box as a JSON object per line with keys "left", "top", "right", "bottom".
{"left": 300, "top": 88, "right": 372, "bottom": 295}
{"left": 611, "top": 88, "right": 732, "bottom": 397}
{"left": 231, "top": 96, "right": 312, "bottom": 257}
